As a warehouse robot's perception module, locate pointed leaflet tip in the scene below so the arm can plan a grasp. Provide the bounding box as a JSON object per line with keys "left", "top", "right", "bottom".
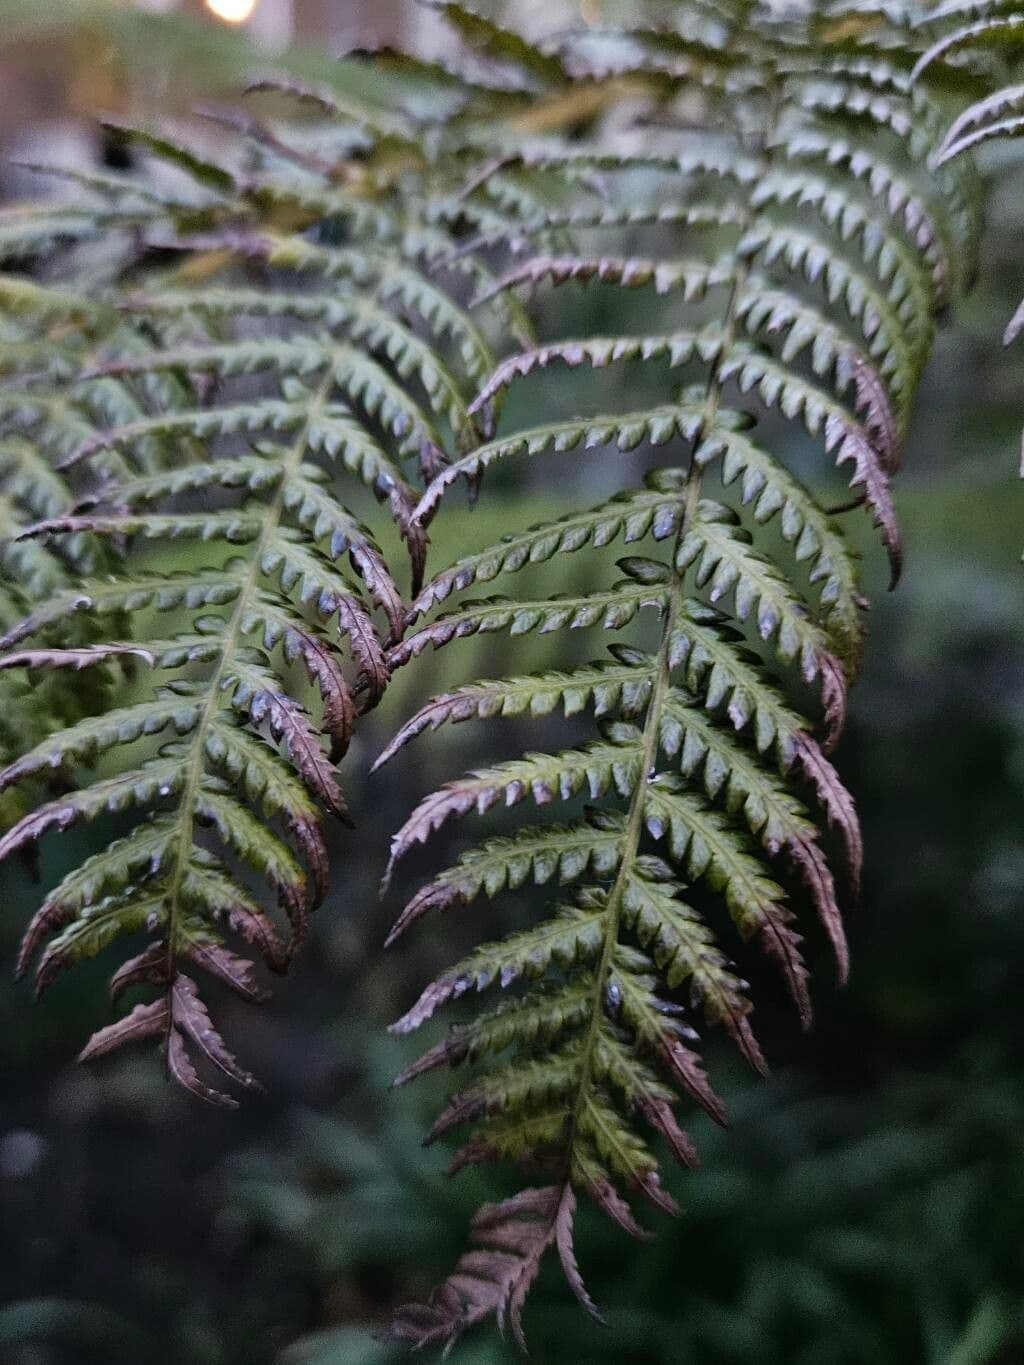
{"left": 172, "top": 976, "right": 264, "bottom": 1093}
{"left": 759, "top": 908, "right": 813, "bottom": 1031}
{"left": 790, "top": 732, "right": 863, "bottom": 895}
{"left": 388, "top": 977, "right": 456, "bottom": 1034}
{"left": 785, "top": 836, "right": 850, "bottom": 986}
{"left": 110, "top": 944, "right": 167, "bottom": 1002}
{"left": 0, "top": 644, "right": 156, "bottom": 672}
{"left": 15, "top": 902, "right": 72, "bottom": 981}
{"left": 582, "top": 1170, "right": 651, "bottom": 1241}
{"left": 383, "top": 874, "right": 458, "bottom": 948}
{"left": 77, "top": 999, "right": 170, "bottom": 1064}
{"left": 887, "top": 537, "right": 903, "bottom": 592}
{"left": 554, "top": 1186, "right": 605, "bottom": 1325}
{"left": 166, "top": 1024, "right": 240, "bottom": 1110}
{"left": 186, "top": 939, "right": 269, "bottom": 1002}
{"left": 391, "top": 1033, "right": 468, "bottom": 1087}
{"left": 736, "top": 1016, "right": 770, "bottom": 1078}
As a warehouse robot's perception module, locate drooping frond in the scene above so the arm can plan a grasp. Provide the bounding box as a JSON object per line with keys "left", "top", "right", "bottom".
{"left": 377, "top": 0, "right": 979, "bottom": 1347}
{"left": 0, "top": 52, "right": 528, "bottom": 1101}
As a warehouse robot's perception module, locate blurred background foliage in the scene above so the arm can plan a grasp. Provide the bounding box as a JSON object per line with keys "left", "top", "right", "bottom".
{"left": 0, "top": 3, "right": 1023, "bottom": 1363}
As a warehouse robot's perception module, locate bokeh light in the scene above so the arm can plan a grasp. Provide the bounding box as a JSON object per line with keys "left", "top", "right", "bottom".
{"left": 205, "top": 0, "right": 257, "bottom": 23}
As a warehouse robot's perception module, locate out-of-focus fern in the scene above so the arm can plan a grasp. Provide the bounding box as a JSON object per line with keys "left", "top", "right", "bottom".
{"left": 372, "top": 0, "right": 985, "bottom": 1347}
{"left": 913, "top": 0, "right": 1024, "bottom": 555}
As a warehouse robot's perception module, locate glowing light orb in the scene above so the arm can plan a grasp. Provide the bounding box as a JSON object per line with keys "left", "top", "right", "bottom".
{"left": 205, "top": 0, "right": 257, "bottom": 23}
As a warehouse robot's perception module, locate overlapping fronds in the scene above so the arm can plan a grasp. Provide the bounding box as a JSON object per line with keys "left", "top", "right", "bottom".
{"left": 375, "top": 0, "right": 981, "bottom": 1349}
{"left": 0, "top": 281, "right": 178, "bottom": 851}
{"left": 0, "top": 0, "right": 999, "bottom": 1341}
{"left": 0, "top": 38, "right": 530, "bottom": 1104}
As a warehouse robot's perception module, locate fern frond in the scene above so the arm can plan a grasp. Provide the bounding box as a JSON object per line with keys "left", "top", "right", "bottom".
{"left": 384, "top": 813, "right": 627, "bottom": 946}
{"left": 390, "top": 1186, "right": 587, "bottom": 1355}
{"left": 124, "top": 289, "right": 481, "bottom": 448}
{"left": 456, "top": 336, "right": 901, "bottom": 578}
{"left": 774, "top": 128, "right": 959, "bottom": 300}
{"left": 414, "top": 403, "right": 710, "bottom": 525}
{"left": 0, "top": 393, "right": 379, "bottom": 1097}
{"left": 408, "top": 477, "right": 690, "bottom": 620}
{"left": 380, "top": 3, "right": 975, "bottom": 1344}
{"left": 0, "top": 304, "right": 162, "bottom": 853}
{"left": 227, "top": 233, "right": 499, "bottom": 385}
{"left": 89, "top": 339, "right": 452, "bottom": 478}
{"left": 678, "top": 500, "right": 848, "bottom": 736}
{"left": 694, "top": 429, "right": 868, "bottom": 669}
{"left": 0, "top": 81, "right": 533, "bottom": 1096}
{"left": 390, "top": 577, "right": 670, "bottom": 669}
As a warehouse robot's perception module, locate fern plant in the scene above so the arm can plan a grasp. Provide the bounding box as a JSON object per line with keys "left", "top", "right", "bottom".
{"left": 363, "top": 0, "right": 987, "bottom": 1349}
{"left": 0, "top": 0, "right": 1000, "bottom": 1347}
